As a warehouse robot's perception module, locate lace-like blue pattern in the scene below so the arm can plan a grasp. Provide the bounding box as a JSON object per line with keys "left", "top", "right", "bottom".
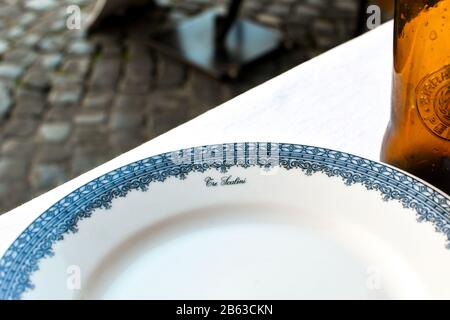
{"left": 0, "top": 143, "right": 449, "bottom": 300}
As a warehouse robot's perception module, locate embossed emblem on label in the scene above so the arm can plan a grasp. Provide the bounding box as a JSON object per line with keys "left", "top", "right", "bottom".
{"left": 416, "top": 65, "right": 450, "bottom": 140}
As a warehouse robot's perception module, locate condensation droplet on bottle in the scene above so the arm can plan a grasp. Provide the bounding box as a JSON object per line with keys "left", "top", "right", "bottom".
{"left": 429, "top": 30, "right": 438, "bottom": 40}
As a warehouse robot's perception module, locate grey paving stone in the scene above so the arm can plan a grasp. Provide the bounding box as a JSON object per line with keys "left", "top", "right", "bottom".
{"left": 14, "top": 98, "right": 46, "bottom": 118}
{"left": 151, "top": 107, "right": 190, "bottom": 136}
{"left": 313, "top": 19, "right": 338, "bottom": 37}
{"left": 30, "top": 189, "right": 48, "bottom": 199}
{"left": 120, "top": 61, "right": 153, "bottom": 94}
{"left": 92, "top": 35, "right": 122, "bottom": 58}
{"left": 0, "top": 83, "right": 12, "bottom": 120}
{"left": 6, "top": 26, "right": 24, "bottom": 40}
{"left": 256, "top": 13, "right": 282, "bottom": 27}
{"left": 0, "top": 40, "right": 9, "bottom": 55}
{"left": 34, "top": 144, "right": 70, "bottom": 163}
{"left": 90, "top": 58, "right": 121, "bottom": 90}
{"left": 171, "top": 1, "right": 201, "bottom": 15}
{"left": 334, "top": 0, "right": 359, "bottom": 14}
{"left": 38, "top": 36, "right": 66, "bottom": 52}
{"left": 45, "top": 105, "right": 76, "bottom": 121}
{"left": 188, "top": 71, "right": 230, "bottom": 112}
{"left": 126, "top": 42, "right": 152, "bottom": 60}
{"left": 67, "top": 0, "right": 93, "bottom": 6}
{"left": 71, "top": 127, "right": 108, "bottom": 145}
{"left": 50, "top": 73, "right": 84, "bottom": 87}
{"left": 25, "top": 0, "right": 58, "bottom": 11}
{"left": 295, "top": 4, "right": 321, "bottom": 22}
{"left": 1, "top": 138, "right": 36, "bottom": 157}
{"left": 74, "top": 111, "right": 107, "bottom": 126}
{"left": 18, "top": 12, "right": 37, "bottom": 27}
{"left": 67, "top": 40, "right": 96, "bottom": 56}
{"left": 267, "top": 3, "right": 290, "bottom": 17}
{"left": 71, "top": 144, "right": 114, "bottom": 175}
{"left": 22, "top": 67, "right": 51, "bottom": 91}
{"left": 15, "top": 87, "right": 47, "bottom": 101}
{"left": 306, "top": 0, "right": 328, "bottom": 9}
{"left": 82, "top": 91, "right": 113, "bottom": 109}
{"left": 243, "top": 0, "right": 264, "bottom": 11}
{"left": 3, "top": 49, "right": 38, "bottom": 68}
{"left": 39, "top": 53, "right": 63, "bottom": 70}
{"left": 113, "top": 94, "right": 147, "bottom": 111}
{"left": 147, "top": 90, "right": 190, "bottom": 111}
{"left": 71, "top": 154, "right": 107, "bottom": 177}
{"left": 14, "top": 90, "right": 47, "bottom": 118}
{"left": 30, "top": 163, "right": 67, "bottom": 190}
{"left": 100, "top": 43, "right": 123, "bottom": 59}
{"left": 146, "top": 90, "right": 191, "bottom": 136}
{"left": 61, "top": 58, "right": 91, "bottom": 77}
{"left": 49, "top": 19, "right": 66, "bottom": 33}
{"left": 168, "top": 10, "right": 188, "bottom": 23}
{"left": 156, "top": 55, "right": 186, "bottom": 88}
{"left": 38, "top": 122, "right": 72, "bottom": 143}
{"left": 110, "top": 130, "right": 143, "bottom": 149}
{"left": 0, "top": 4, "right": 20, "bottom": 18}
{"left": 109, "top": 111, "right": 143, "bottom": 130}
{"left": 66, "top": 29, "right": 88, "bottom": 40}
{"left": 48, "top": 87, "right": 83, "bottom": 107}
{"left": 0, "top": 182, "right": 31, "bottom": 215}
{"left": 120, "top": 80, "right": 150, "bottom": 95}
{"left": 3, "top": 118, "right": 39, "bottom": 138}
{"left": 18, "top": 34, "right": 40, "bottom": 48}
{"left": 0, "top": 81, "right": 16, "bottom": 94}
{"left": 0, "top": 63, "right": 24, "bottom": 80}
{"left": 0, "top": 157, "right": 28, "bottom": 179}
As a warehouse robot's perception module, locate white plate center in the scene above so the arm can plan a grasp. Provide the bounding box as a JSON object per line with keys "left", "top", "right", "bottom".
{"left": 80, "top": 204, "right": 423, "bottom": 299}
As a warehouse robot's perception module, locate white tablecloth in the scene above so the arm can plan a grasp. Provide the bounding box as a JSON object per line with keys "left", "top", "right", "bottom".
{"left": 0, "top": 22, "right": 393, "bottom": 256}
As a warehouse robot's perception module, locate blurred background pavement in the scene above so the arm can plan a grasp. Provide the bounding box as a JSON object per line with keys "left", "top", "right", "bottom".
{"left": 0, "top": 0, "right": 393, "bottom": 213}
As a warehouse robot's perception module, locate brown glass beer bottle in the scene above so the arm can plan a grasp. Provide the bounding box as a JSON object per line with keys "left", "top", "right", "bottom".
{"left": 381, "top": 0, "right": 450, "bottom": 195}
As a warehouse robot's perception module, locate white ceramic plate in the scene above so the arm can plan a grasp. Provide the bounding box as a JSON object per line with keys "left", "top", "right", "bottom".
{"left": 1, "top": 143, "right": 450, "bottom": 300}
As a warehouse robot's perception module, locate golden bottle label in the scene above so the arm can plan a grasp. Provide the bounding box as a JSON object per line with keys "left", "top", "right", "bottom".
{"left": 416, "top": 65, "right": 450, "bottom": 141}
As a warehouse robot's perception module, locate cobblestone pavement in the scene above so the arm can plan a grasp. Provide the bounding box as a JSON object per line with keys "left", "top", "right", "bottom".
{"left": 0, "top": 0, "right": 363, "bottom": 214}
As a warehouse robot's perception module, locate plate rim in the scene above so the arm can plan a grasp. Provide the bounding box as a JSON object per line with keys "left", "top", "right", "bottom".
{"left": 0, "top": 142, "right": 449, "bottom": 300}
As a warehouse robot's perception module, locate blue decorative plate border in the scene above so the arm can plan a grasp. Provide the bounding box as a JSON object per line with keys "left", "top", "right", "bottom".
{"left": 0, "top": 143, "right": 449, "bottom": 300}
